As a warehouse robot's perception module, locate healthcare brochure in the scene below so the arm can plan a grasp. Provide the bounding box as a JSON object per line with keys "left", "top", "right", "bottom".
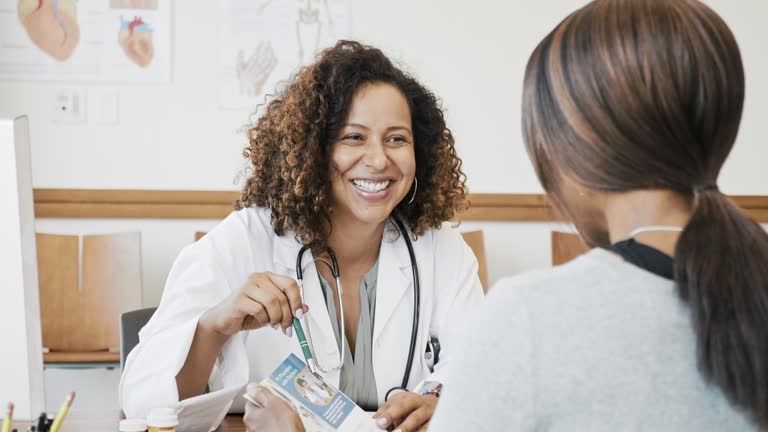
{"left": 260, "top": 354, "right": 375, "bottom": 432}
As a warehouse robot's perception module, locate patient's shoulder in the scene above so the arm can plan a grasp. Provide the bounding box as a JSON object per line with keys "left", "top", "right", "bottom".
{"left": 489, "top": 248, "right": 623, "bottom": 306}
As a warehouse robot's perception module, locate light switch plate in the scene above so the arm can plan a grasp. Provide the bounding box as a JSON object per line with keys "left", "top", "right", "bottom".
{"left": 91, "top": 88, "right": 120, "bottom": 125}
{"left": 52, "top": 88, "right": 87, "bottom": 123}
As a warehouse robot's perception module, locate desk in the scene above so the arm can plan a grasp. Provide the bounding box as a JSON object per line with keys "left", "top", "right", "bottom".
{"left": 15, "top": 413, "right": 246, "bottom": 431}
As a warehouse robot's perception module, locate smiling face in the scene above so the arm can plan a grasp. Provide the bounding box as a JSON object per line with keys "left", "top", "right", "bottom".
{"left": 329, "top": 82, "right": 416, "bottom": 227}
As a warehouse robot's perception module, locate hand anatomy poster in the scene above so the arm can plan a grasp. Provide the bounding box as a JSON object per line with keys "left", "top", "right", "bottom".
{"left": 0, "top": 0, "right": 172, "bottom": 82}
{"left": 218, "top": 0, "right": 351, "bottom": 110}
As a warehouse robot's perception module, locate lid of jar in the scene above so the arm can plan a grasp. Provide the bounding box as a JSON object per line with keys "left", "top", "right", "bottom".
{"left": 119, "top": 418, "right": 148, "bottom": 431}
{"left": 147, "top": 407, "right": 179, "bottom": 427}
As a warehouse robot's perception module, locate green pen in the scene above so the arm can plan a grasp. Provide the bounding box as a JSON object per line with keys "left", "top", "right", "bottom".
{"left": 293, "top": 316, "right": 318, "bottom": 374}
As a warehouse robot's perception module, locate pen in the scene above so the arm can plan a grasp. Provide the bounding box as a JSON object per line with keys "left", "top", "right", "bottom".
{"left": 48, "top": 393, "right": 74, "bottom": 432}
{"left": 2, "top": 402, "right": 12, "bottom": 432}
{"left": 292, "top": 317, "right": 317, "bottom": 374}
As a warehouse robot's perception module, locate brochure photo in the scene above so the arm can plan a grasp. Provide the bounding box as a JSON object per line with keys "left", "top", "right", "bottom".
{"left": 260, "top": 354, "right": 375, "bottom": 432}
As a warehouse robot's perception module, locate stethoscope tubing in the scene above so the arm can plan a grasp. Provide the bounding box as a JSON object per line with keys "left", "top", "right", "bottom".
{"left": 294, "top": 216, "right": 420, "bottom": 394}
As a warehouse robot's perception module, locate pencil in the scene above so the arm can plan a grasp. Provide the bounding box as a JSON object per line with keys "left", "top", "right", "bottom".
{"left": 1, "top": 402, "right": 12, "bottom": 432}
{"left": 49, "top": 393, "right": 75, "bottom": 432}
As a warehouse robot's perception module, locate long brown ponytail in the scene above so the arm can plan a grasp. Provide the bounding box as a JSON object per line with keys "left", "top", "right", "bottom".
{"left": 676, "top": 188, "right": 768, "bottom": 427}
{"left": 523, "top": 0, "right": 768, "bottom": 426}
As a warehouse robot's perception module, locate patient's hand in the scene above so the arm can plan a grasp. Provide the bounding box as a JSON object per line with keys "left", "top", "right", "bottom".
{"left": 374, "top": 392, "right": 438, "bottom": 432}
{"left": 243, "top": 383, "right": 305, "bottom": 432}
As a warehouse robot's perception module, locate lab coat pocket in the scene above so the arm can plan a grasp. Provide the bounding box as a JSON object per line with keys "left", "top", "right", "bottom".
{"left": 423, "top": 339, "right": 437, "bottom": 372}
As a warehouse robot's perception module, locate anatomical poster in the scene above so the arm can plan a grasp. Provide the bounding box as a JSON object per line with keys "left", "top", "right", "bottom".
{"left": 218, "top": 0, "right": 350, "bottom": 110}
{"left": 0, "top": 0, "right": 172, "bottom": 82}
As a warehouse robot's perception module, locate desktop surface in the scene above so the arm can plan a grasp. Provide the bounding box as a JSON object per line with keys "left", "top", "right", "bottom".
{"left": 13, "top": 413, "right": 247, "bottom": 431}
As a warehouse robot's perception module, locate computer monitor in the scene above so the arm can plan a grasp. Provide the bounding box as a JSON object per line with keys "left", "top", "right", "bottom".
{"left": 0, "top": 116, "right": 45, "bottom": 420}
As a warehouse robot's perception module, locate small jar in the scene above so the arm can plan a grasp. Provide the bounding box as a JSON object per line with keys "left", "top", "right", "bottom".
{"left": 147, "top": 408, "right": 178, "bottom": 432}
{"left": 119, "top": 419, "right": 148, "bottom": 432}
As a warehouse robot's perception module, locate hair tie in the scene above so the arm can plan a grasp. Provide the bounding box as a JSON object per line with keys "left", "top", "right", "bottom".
{"left": 694, "top": 182, "right": 719, "bottom": 193}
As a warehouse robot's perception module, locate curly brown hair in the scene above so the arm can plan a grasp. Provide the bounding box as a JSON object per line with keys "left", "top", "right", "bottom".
{"left": 236, "top": 40, "right": 468, "bottom": 247}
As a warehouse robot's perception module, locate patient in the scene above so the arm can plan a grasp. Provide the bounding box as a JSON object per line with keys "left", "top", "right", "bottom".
{"left": 429, "top": 0, "right": 768, "bottom": 430}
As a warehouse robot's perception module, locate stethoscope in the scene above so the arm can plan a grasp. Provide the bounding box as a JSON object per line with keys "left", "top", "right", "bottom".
{"left": 295, "top": 216, "right": 420, "bottom": 398}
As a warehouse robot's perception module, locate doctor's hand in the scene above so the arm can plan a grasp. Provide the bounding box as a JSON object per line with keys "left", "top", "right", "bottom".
{"left": 199, "top": 272, "right": 309, "bottom": 338}
{"left": 373, "top": 392, "right": 438, "bottom": 432}
{"left": 244, "top": 383, "right": 305, "bottom": 432}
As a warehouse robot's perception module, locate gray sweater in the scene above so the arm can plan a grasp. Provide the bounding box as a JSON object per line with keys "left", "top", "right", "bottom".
{"left": 429, "top": 249, "right": 757, "bottom": 431}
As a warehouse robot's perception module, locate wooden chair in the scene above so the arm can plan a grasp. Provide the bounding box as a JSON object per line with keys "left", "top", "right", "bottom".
{"left": 36, "top": 232, "right": 143, "bottom": 366}
{"left": 195, "top": 231, "right": 206, "bottom": 241}
{"left": 551, "top": 231, "right": 591, "bottom": 266}
{"left": 460, "top": 230, "right": 489, "bottom": 293}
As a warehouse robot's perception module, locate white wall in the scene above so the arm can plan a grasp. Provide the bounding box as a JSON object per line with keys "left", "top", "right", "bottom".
{"left": 1, "top": 0, "right": 767, "bottom": 414}
{"left": 0, "top": 1, "right": 766, "bottom": 194}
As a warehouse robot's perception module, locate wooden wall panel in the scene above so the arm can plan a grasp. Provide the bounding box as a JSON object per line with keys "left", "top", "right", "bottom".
{"left": 32, "top": 189, "right": 768, "bottom": 223}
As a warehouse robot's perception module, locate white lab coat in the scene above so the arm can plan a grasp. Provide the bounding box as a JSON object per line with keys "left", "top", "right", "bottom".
{"left": 119, "top": 206, "right": 483, "bottom": 419}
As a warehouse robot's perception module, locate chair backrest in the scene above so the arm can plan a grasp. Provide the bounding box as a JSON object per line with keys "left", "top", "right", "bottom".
{"left": 36, "top": 233, "right": 79, "bottom": 351}
{"left": 460, "top": 230, "right": 489, "bottom": 293}
{"left": 37, "top": 232, "right": 143, "bottom": 353}
{"left": 551, "top": 231, "right": 591, "bottom": 266}
{"left": 195, "top": 231, "right": 206, "bottom": 241}
{"left": 120, "top": 307, "right": 157, "bottom": 369}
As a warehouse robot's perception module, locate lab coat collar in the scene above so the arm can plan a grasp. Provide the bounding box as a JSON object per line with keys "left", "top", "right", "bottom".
{"left": 373, "top": 219, "right": 413, "bottom": 344}
{"left": 271, "top": 219, "right": 415, "bottom": 360}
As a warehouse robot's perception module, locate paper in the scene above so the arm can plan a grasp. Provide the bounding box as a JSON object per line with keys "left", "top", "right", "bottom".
{"left": 217, "top": 0, "right": 351, "bottom": 110}
{"left": 260, "top": 354, "right": 376, "bottom": 432}
{"left": 176, "top": 383, "right": 245, "bottom": 432}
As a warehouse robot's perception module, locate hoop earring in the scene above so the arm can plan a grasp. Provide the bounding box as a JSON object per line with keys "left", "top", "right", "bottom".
{"left": 407, "top": 178, "right": 418, "bottom": 205}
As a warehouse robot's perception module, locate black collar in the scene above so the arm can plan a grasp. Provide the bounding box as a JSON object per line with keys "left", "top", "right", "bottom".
{"left": 606, "top": 238, "right": 675, "bottom": 280}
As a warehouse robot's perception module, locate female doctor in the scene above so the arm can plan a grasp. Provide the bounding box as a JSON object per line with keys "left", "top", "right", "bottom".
{"left": 119, "top": 40, "right": 484, "bottom": 431}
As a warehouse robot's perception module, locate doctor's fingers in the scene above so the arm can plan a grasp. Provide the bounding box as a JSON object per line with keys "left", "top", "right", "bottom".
{"left": 242, "top": 403, "right": 275, "bottom": 432}
{"left": 266, "top": 272, "right": 306, "bottom": 318}
{"left": 244, "top": 385, "right": 305, "bottom": 432}
{"left": 235, "top": 295, "right": 271, "bottom": 330}
{"left": 260, "top": 280, "right": 296, "bottom": 331}
{"left": 241, "top": 280, "right": 292, "bottom": 329}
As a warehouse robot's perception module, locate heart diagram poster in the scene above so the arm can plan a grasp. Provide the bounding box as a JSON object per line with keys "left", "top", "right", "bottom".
{"left": 0, "top": 0, "right": 172, "bottom": 82}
